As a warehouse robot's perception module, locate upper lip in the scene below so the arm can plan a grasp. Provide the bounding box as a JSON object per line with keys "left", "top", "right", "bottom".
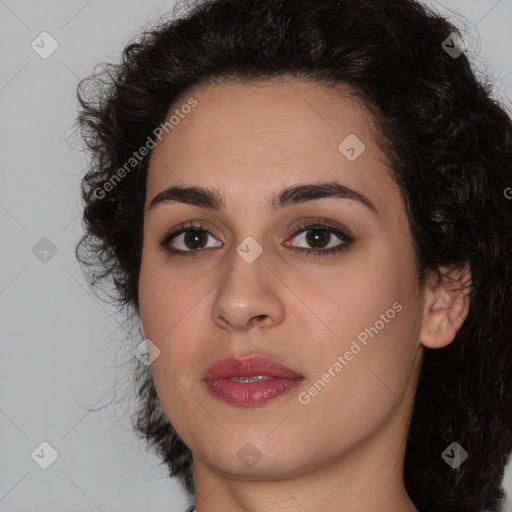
{"left": 204, "top": 355, "right": 304, "bottom": 381}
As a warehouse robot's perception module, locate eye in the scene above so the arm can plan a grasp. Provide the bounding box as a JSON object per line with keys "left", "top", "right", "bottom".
{"left": 285, "top": 219, "right": 353, "bottom": 257}
{"left": 160, "top": 222, "right": 222, "bottom": 256}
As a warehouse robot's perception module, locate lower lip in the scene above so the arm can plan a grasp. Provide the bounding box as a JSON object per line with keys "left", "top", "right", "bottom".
{"left": 205, "top": 377, "right": 303, "bottom": 406}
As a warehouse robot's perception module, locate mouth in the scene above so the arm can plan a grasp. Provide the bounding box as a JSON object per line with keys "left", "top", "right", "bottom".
{"left": 228, "top": 375, "right": 274, "bottom": 383}
{"left": 203, "top": 355, "right": 304, "bottom": 407}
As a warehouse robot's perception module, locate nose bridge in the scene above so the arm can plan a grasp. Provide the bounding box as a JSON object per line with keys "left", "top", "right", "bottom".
{"left": 210, "top": 237, "right": 285, "bottom": 330}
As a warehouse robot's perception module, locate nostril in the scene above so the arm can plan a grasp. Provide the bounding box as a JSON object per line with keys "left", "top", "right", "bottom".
{"left": 249, "top": 314, "right": 269, "bottom": 327}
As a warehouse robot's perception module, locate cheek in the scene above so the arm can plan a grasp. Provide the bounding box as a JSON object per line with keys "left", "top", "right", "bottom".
{"left": 138, "top": 253, "right": 208, "bottom": 436}
{"left": 137, "top": 245, "right": 212, "bottom": 386}
{"left": 318, "top": 234, "right": 417, "bottom": 333}
{"left": 309, "top": 232, "right": 421, "bottom": 399}
{"left": 138, "top": 254, "right": 168, "bottom": 342}
{"left": 297, "top": 292, "right": 420, "bottom": 452}
{"left": 138, "top": 241, "right": 195, "bottom": 342}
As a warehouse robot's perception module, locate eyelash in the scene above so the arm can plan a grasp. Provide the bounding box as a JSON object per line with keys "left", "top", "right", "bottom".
{"left": 159, "top": 219, "right": 354, "bottom": 259}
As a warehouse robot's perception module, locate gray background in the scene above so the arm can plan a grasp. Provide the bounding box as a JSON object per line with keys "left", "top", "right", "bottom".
{"left": 1, "top": 1, "right": 511, "bottom": 510}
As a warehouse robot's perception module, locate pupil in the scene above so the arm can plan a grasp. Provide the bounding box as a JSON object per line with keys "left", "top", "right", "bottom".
{"left": 307, "top": 228, "right": 329, "bottom": 249}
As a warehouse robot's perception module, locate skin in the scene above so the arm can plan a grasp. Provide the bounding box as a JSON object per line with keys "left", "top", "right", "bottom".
{"left": 138, "top": 79, "right": 471, "bottom": 512}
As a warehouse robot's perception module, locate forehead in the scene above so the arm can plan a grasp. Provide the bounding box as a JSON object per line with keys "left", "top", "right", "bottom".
{"left": 146, "top": 79, "right": 395, "bottom": 214}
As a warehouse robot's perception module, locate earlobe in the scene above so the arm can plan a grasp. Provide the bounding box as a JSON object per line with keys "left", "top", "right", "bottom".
{"left": 419, "top": 263, "right": 472, "bottom": 349}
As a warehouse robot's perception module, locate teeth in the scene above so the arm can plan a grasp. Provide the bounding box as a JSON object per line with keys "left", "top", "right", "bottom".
{"left": 230, "top": 375, "right": 272, "bottom": 383}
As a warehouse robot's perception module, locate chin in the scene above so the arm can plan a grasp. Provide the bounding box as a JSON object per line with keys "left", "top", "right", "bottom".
{"left": 199, "top": 431, "right": 316, "bottom": 478}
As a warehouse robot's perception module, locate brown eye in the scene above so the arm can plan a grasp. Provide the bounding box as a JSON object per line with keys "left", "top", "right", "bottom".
{"left": 287, "top": 222, "right": 353, "bottom": 255}
{"left": 169, "top": 228, "right": 222, "bottom": 252}
{"left": 160, "top": 224, "right": 223, "bottom": 255}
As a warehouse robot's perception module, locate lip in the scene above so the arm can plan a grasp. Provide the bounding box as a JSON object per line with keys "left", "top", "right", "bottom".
{"left": 204, "top": 355, "right": 304, "bottom": 407}
{"left": 204, "top": 355, "right": 304, "bottom": 380}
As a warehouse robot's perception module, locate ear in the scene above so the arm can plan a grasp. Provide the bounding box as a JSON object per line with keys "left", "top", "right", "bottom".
{"left": 419, "top": 262, "right": 472, "bottom": 349}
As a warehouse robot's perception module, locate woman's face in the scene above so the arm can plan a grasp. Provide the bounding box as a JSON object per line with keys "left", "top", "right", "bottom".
{"left": 138, "top": 80, "right": 426, "bottom": 485}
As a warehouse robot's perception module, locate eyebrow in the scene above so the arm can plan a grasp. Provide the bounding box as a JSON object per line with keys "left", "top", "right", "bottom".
{"left": 148, "top": 181, "right": 379, "bottom": 215}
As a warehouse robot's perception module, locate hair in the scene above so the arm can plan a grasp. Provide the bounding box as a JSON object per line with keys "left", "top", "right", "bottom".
{"left": 75, "top": 0, "right": 512, "bottom": 510}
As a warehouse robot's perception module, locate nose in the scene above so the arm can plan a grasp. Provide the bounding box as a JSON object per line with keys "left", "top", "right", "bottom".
{"left": 210, "top": 249, "right": 286, "bottom": 332}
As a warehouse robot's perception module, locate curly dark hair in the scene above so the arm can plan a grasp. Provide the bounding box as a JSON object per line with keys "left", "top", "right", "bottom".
{"left": 75, "top": 0, "right": 512, "bottom": 510}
